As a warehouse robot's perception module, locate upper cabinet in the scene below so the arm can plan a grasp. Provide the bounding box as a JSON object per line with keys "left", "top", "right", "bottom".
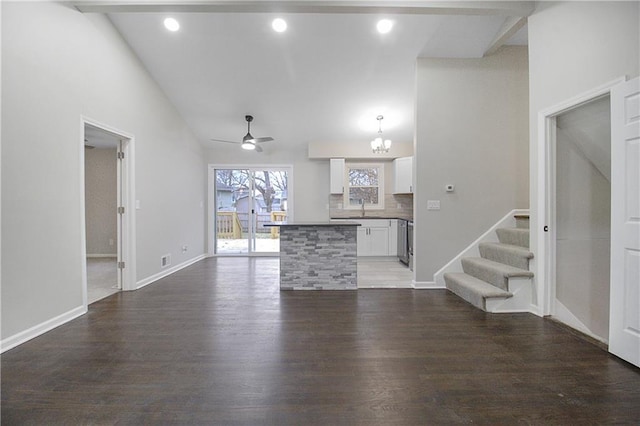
{"left": 393, "top": 156, "right": 413, "bottom": 194}
{"left": 330, "top": 158, "right": 345, "bottom": 194}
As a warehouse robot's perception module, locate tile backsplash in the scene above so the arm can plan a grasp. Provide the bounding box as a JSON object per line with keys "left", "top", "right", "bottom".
{"left": 330, "top": 193, "right": 413, "bottom": 220}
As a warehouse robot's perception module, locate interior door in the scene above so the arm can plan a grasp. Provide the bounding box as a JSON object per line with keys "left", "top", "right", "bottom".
{"left": 609, "top": 76, "right": 640, "bottom": 367}
{"left": 116, "top": 139, "right": 124, "bottom": 290}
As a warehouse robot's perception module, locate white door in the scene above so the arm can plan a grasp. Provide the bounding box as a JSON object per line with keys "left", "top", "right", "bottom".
{"left": 609, "top": 77, "right": 640, "bottom": 367}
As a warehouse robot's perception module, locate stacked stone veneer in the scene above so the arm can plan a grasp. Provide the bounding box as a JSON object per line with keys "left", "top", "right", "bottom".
{"left": 279, "top": 225, "right": 358, "bottom": 290}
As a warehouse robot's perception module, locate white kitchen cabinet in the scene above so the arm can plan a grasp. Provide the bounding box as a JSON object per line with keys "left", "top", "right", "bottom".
{"left": 354, "top": 219, "right": 391, "bottom": 257}
{"left": 393, "top": 156, "right": 413, "bottom": 194}
{"left": 388, "top": 219, "right": 398, "bottom": 256}
{"left": 330, "top": 158, "right": 345, "bottom": 194}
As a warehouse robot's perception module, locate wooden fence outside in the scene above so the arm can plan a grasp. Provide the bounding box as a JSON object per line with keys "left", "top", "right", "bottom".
{"left": 217, "top": 211, "right": 287, "bottom": 239}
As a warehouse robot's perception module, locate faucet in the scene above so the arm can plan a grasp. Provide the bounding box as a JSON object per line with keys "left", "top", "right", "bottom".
{"left": 361, "top": 199, "right": 365, "bottom": 217}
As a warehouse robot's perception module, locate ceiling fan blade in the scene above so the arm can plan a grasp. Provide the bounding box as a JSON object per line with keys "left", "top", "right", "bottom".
{"left": 255, "top": 145, "right": 263, "bottom": 153}
{"left": 251, "top": 137, "right": 274, "bottom": 143}
{"left": 210, "top": 138, "right": 240, "bottom": 144}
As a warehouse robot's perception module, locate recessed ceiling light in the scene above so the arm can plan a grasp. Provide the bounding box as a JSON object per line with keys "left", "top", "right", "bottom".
{"left": 164, "top": 17, "right": 180, "bottom": 32}
{"left": 376, "top": 19, "right": 393, "bottom": 34}
{"left": 272, "top": 18, "right": 287, "bottom": 33}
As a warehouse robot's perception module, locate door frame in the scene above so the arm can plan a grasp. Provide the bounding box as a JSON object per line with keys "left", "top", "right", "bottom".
{"left": 208, "top": 164, "right": 293, "bottom": 256}
{"left": 80, "top": 116, "right": 137, "bottom": 307}
{"left": 536, "top": 77, "right": 625, "bottom": 319}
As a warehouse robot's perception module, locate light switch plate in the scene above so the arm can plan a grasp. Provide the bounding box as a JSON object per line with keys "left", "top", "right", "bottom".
{"left": 427, "top": 200, "right": 441, "bottom": 210}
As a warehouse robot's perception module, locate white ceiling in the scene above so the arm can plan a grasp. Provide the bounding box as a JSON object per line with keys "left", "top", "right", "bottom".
{"left": 95, "top": 1, "right": 531, "bottom": 152}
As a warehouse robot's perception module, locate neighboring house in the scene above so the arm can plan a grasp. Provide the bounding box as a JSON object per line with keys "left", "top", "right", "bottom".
{"left": 235, "top": 194, "right": 267, "bottom": 214}
{"left": 1, "top": 1, "right": 638, "bottom": 359}
{"left": 215, "top": 184, "right": 234, "bottom": 211}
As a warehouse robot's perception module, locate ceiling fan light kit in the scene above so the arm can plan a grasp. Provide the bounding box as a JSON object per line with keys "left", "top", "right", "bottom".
{"left": 241, "top": 140, "right": 256, "bottom": 150}
{"left": 210, "top": 114, "right": 274, "bottom": 152}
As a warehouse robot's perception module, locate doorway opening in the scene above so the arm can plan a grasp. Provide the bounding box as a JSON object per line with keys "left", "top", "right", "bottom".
{"left": 208, "top": 165, "right": 293, "bottom": 256}
{"left": 82, "top": 119, "right": 136, "bottom": 305}
{"left": 551, "top": 96, "right": 611, "bottom": 343}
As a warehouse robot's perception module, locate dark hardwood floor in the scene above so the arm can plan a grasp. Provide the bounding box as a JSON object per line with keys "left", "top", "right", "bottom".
{"left": 2, "top": 257, "right": 639, "bottom": 425}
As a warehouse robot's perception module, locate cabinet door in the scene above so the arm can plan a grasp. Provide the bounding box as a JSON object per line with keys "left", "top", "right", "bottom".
{"left": 368, "top": 227, "right": 389, "bottom": 256}
{"left": 356, "top": 227, "right": 370, "bottom": 256}
{"left": 330, "top": 158, "right": 345, "bottom": 194}
{"left": 393, "top": 156, "right": 413, "bottom": 194}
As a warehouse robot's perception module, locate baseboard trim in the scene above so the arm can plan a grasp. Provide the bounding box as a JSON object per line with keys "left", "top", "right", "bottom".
{"left": 86, "top": 254, "right": 117, "bottom": 258}
{"left": 1, "top": 305, "right": 87, "bottom": 354}
{"left": 136, "top": 254, "right": 206, "bottom": 290}
{"left": 412, "top": 280, "right": 444, "bottom": 289}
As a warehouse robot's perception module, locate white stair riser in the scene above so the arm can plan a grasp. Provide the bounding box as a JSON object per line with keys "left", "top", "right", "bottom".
{"left": 485, "top": 277, "right": 532, "bottom": 313}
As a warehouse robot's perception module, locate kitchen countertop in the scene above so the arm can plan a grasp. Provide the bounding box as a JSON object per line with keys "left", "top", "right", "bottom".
{"left": 264, "top": 221, "right": 361, "bottom": 227}
{"left": 330, "top": 217, "right": 413, "bottom": 221}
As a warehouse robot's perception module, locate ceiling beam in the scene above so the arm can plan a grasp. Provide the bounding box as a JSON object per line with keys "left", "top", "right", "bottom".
{"left": 72, "top": 1, "right": 535, "bottom": 16}
{"left": 483, "top": 16, "right": 527, "bottom": 56}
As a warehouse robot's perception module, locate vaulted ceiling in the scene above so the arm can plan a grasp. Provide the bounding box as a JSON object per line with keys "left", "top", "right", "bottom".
{"left": 75, "top": 1, "right": 532, "bottom": 152}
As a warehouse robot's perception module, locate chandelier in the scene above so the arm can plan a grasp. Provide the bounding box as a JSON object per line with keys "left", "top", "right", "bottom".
{"left": 371, "top": 115, "right": 391, "bottom": 154}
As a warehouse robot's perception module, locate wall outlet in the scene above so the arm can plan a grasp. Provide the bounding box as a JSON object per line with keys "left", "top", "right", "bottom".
{"left": 161, "top": 254, "right": 171, "bottom": 268}
{"left": 427, "top": 200, "right": 441, "bottom": 210}
{"left": 182, "top": 245, "right": 188, "bottom": 253}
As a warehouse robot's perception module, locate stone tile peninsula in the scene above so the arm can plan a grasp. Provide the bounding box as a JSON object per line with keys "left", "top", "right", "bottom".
{"left": 267, "top": 221, "right": 360, "bottom": 290}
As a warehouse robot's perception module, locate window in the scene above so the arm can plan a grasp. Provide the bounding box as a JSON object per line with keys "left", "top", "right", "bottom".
{"left": 344, "top": 163, "right": 384, "bottom": 209}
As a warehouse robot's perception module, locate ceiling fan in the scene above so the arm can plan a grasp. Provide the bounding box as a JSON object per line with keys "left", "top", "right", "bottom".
{"left": 210, "top": 115, "right": 274, "bottom": 152}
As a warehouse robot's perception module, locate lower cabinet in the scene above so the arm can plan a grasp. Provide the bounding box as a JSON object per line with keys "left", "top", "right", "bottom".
{"left": 357, "top": 226, "right": 389, "bottom": 256}
{"left": 353, "top": 219, "right": 394, "bottom": 257}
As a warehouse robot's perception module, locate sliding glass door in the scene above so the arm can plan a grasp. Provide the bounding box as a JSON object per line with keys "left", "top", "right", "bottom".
{"left": 213, "top": 167, "right": 291, "bottom": 255}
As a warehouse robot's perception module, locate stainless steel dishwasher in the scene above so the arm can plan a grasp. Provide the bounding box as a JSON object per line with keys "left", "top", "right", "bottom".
{"left": 397, "top": 219, "right": 409, "bottom": 265}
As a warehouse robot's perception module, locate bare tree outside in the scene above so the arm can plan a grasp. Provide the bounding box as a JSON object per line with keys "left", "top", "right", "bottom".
{"left": 348, "top": 167, "right": 379, "bottom": 205}
{"left": 216, "top": 169, "right": 288, "bottom": 213}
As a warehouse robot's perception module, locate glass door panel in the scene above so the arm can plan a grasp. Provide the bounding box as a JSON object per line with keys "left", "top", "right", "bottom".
{"left": 215, "top": 169, "right": 250, "bottom": 254}
{"left": 214, "top": 167, "right": 290, "bottom": 255}
{"left": 253, "top": 169, "right": 289, "bottom": 253}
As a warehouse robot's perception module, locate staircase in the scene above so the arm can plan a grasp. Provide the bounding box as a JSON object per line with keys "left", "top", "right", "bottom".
{"left": 444, "top": 214, "right": 534, "bottom": 312}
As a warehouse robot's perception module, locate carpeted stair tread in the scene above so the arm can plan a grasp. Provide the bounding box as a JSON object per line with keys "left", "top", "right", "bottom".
{"left": 496, "top": 227, "right": 529, "bottom": 248}
{"left": 479, "top": 242, "right": 534, "bottom": 270}
{"left": 461, "top": 257, "right": 533, "bottom": 291}
{"left": 444, "top": 272, "right": 512, "bottom": 311}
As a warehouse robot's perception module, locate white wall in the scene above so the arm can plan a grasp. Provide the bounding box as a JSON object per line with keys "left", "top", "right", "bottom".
{"left": 1, "top": 3, "right": 206, "bottom": 342}
{"left": 414, "top": 46, "right": 529, "bottom": 283}
{"left": 528, "top": 1, "right": 640, "bottom": 312}
{"left": 85, "top": 148, "right": 117, "bottom": 256}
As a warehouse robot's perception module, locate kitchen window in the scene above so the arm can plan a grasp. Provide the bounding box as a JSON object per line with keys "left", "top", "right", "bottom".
{"left": 344, "top": 163, "right": 384, "bottom": 209}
